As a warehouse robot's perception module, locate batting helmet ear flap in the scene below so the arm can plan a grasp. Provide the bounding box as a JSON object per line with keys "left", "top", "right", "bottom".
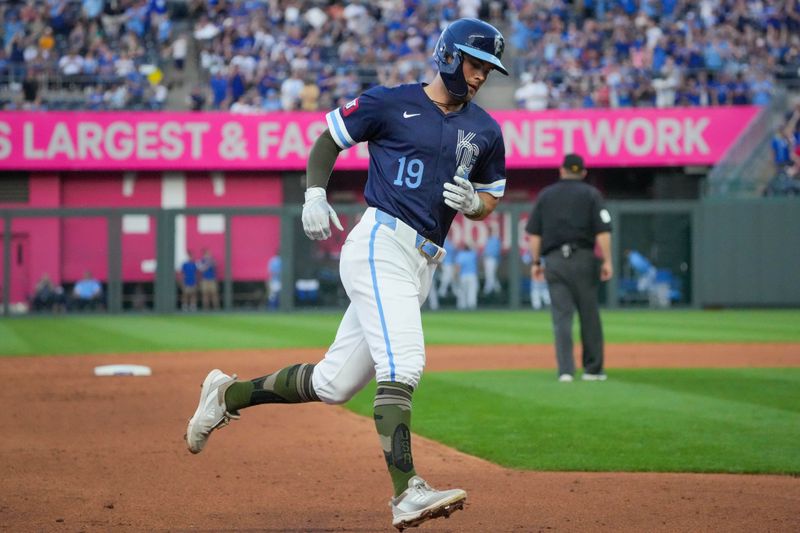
{"left": 434, "top": 30, "right": 468, "bottom": 99}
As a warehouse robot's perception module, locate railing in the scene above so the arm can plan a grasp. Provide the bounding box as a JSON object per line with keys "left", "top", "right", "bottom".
{"left": 1, "top": 202, "right": 712, "bottom": 316}
{"left": 704, "top": 88, "right": 788, "bottom": 197}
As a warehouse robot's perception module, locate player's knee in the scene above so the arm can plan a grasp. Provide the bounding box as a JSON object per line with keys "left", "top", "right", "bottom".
{"left": 314, "top": 381, "right": 357, "bottom": 405}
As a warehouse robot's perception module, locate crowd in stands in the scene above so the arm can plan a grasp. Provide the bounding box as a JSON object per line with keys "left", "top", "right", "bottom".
{"left": 2, "top": 0, "right": 799, "bottom": 112}
{"left": 765, "top": 101, "right": 800, "bottom": 195}
{"left": 189, "top": 0, "right": 478, "bottom": 112}
{"left": 1, "top": 0, "right": 180, "bottom": 110}
{"left": 512, "top": 0, "right": 799, "bottom": 110}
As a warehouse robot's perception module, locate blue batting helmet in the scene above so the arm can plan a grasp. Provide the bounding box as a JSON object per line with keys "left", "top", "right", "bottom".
{"left": 433, "top": 18, "right": 508, "bottom": 99}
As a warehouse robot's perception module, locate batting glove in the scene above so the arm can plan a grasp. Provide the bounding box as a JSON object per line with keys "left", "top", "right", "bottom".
{"left": 302, "top": 187, "right": 343, "bottom": 240}
{"left": 443, "top": 166, "right": 482, "bottom": 216}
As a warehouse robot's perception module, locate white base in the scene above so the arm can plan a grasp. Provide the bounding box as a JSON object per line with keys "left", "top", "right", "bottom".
{"left": 94, "top": 364, "right": 152, "bottom": 377}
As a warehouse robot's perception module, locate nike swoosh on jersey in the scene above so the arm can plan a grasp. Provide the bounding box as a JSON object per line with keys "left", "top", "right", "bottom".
{"left": 403, "top": 112, "right": 421, "bottom": 118}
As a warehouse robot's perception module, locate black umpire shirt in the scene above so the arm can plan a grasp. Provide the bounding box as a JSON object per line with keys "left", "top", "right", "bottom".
{"left": 525, "top": 179, "right": 611, "bottom": 254}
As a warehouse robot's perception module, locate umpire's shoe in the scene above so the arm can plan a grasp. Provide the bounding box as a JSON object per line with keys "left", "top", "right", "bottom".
{"left": 390, "top": 476, "right": 466, "bottom": 531}
{"left": 185, "top": 369, "right": 240, "bottom": 454}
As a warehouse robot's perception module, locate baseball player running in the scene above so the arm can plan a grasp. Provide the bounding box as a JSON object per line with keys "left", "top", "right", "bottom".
{"left": 186, "top": 18, "right": 508, "bottom": 531}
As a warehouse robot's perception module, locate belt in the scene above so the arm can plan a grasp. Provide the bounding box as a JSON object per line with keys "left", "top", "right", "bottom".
{"left": 545, "top": 243, "right": 586, "bottom": 259}
{"left": 374, "top": 209, "right": 446, "bottom": 264}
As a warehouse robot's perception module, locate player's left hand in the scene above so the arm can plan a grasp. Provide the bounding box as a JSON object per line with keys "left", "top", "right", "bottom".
{"left": 443, "top": 166, "right": 481, "bottom": 216}
{"left": 302, "top": 187, "right": 343, "bottom": 240}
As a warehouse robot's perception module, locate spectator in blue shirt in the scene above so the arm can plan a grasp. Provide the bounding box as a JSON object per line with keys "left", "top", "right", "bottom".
{"left": 82, "top": 0, "right": 104, "bottom": 19}
{"left": 179, "top": 250, "right": 198, "bottom": 311}
{"left": 626, "top": 250, "right": 657, "bottom": 296}
{"left": 750, "top": 70, "right": 774, "bottom": 105}
{"left": 267, "top": 253, "right": 281, "bottom": 310}
{"left": 209, "top": 68, "right": 229, "bottom": 109}
{"left": 228, "top": 65, "right": 246, "bottom": 105}
{"left": 72, "top": 270, "right": 103, "bottom": 311}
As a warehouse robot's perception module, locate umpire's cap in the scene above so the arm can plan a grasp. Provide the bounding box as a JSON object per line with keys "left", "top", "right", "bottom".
{"left": 562, "top": 153, "right": 585, "bottom": 173}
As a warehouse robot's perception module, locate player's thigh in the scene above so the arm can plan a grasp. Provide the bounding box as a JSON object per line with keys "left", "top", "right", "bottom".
{"left": 419, "top": 263, "right": 436, "bottom": 305}
{"left": 313, "top": 303, "right": 375, "bottom": 404}
{"left": 340, "top": 230, "right": 426, "bottom": 387}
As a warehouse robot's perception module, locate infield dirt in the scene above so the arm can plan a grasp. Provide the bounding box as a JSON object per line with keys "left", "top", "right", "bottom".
{"left": 2, "top": 343, "right": 799, "bottom": 532}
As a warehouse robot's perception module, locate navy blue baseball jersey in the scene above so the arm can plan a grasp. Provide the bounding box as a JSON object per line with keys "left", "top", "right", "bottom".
{"left": 325, "top": 83, "right": 506, "bottom": 246}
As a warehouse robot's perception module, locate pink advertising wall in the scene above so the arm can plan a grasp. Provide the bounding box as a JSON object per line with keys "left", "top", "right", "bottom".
{"left": 0, "top": 108, "right": 760, "bottom": 171}
{"left": 1, "top": 170, "right": 282, "bottom": 303}
{"left": 182, "top": 171, "right": 283, "bottom": 282}
{"left": 0, "top": 108, "right": 762, "bottom": 305}
{"left": 60, "top": 172, "right": 162, "bottom": 283}
{"left": 0, "top": 174, "right": 61, "bottom": 303}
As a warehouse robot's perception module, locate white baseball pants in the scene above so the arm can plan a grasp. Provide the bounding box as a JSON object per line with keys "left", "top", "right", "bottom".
{"left": 312, "top": 208, "right": 438, "bottom": 404}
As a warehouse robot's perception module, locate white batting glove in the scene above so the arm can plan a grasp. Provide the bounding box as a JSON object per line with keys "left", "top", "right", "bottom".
{"left": 302, "top": 187, "right": 343, "bottom": 240}
{"left": 443, "top": 166, "right": 482, "bottom": 216}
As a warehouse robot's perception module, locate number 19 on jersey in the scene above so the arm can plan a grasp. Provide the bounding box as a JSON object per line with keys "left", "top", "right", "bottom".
{"left": 394, "top": 157, "right": 424, "bottom": 189}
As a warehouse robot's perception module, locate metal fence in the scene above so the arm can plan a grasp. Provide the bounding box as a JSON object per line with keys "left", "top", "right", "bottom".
{"left": 4, "top": 198, "right": 799, "bottom": 316}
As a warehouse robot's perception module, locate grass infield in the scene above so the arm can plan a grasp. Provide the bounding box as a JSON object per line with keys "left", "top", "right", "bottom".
{"left": 347, "top": 368, "right": 800, "bottom": 474}
{"left": 1, "top": 308, "right": 799, "bottom": 356}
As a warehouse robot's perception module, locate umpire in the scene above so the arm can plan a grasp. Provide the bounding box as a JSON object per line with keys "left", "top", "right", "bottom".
{"left": 525, "top": 154, "right": 613, "bottom": 382}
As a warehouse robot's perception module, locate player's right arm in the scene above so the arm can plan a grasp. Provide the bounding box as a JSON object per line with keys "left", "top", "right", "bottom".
{"left": 302, "top": 129, "right": 344, "bottom": 240}
{"left": 302, "top": 89, "right": 386, "bottom": 241}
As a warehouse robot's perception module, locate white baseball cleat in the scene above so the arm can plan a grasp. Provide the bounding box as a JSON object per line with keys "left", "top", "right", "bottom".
{"left": 390, "top": 476, "right": 466, "bottom": 531}
{"left": 185, "top": 369, "right": 240, "bottom": 454}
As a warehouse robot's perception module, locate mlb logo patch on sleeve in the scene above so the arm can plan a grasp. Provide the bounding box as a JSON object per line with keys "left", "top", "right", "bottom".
{"left": 342, "top": 97, "right": 360, "bottom": 117}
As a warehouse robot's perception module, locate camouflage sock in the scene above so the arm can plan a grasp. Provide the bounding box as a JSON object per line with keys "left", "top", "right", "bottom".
{"left": 224, "top": 364, "right": 319, "bottom": 412}
{"left": 374, "top": 381, "right": 416, "bottom": 497}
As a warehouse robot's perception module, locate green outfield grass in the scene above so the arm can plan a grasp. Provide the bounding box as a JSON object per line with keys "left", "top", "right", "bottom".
{"left": 346, "top": 368, "right": 800, "bottom": 474}
{"left": 2, "top": 309, "right": 798, "bottom": 474}
{"left": 1, "top": 309, "right": 799, "bottom": 356}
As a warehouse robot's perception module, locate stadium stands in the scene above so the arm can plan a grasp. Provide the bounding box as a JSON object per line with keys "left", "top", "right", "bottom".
{"left": 1, "top": 0, "right": 178, "bottom": 110}
{"left": 1, "top": 0, "right": 799, "bottom": 112}
{"left": 510, "top": 0, "right": 800, "bottom": 109}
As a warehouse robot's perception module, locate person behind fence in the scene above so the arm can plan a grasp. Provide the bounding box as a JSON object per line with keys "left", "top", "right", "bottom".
{"left": 71, "top": 270, "right": 103, "bottom": 311}
{"left": 525, "top": 153, "right": 613, "bottom": 383}
{"left": 197, "top": 248, "right": 220, "bottom": 310}
{"left": 626, "top": 249, "right": 657, "bottom": 296}
{"left": 185, "top": 17, "right": 509, "bottom": 531}
{"left": 455, "top": 241, "right": 480, "bottom": 310}
{"left": 481, "top": 226, "right": 502, "bottom": 296}
{"left": 523, "top": 252, "right": 551, "bottom": 310}
{"left": 436, "top": 236, "right": 457, "bottom": 299}
{"left": 266, "top": 252, "right": 281, "bottom": 310}
{"left": 31, "top": 273, "right": 66, "bottom": 312}
{"left": 179, "top": 250, "right": 198, "bottom": 311}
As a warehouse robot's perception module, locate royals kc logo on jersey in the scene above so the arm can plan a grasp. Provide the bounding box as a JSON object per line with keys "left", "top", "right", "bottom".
{"left": 455, "top": 129, "right": 479, "bottom": 174}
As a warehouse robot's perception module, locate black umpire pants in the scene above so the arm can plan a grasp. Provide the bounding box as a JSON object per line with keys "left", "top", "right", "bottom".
{"left": 544, "top": 247, "right": 605, "bottom": 376}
